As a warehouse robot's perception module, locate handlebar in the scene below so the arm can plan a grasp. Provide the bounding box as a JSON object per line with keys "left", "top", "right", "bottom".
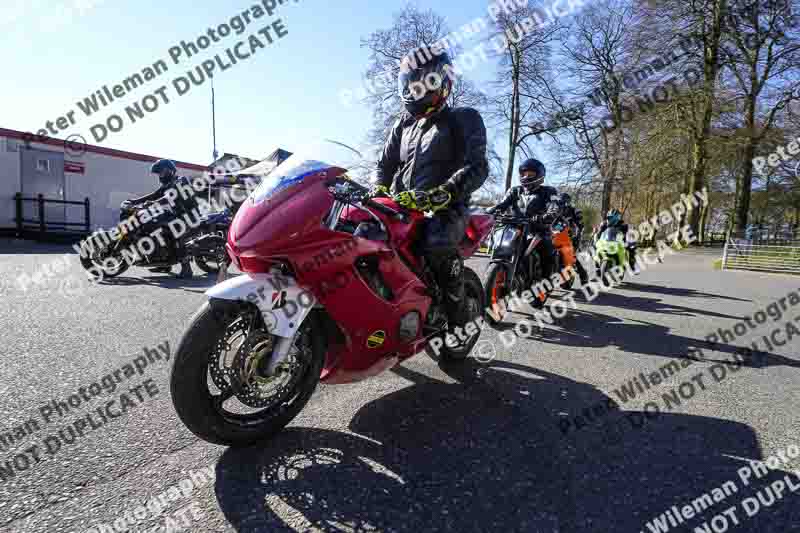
{"left": 494, "top": 215, "right": 532, "bottom": 225}
{"left": 364, "top": 198, "right": 408, "bottom": 223}
{"left": 326, "top": 174, "right": 408, "bottom": 223}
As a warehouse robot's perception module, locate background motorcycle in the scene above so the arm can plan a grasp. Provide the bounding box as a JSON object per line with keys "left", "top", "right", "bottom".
{"left": 593, "top": 226, "right": 633, "bottom": 286}
{"left": 169, "top": 142, "right": 494, "bottom": 447}
{"left": 78, "top": 201, "right": 226, "bottom": 278}
{"left": 185, "top": 208, "right": 233, "bottom": 275}
{"left": 550, "top": 210, "right": 578, "bottom": 290}
{"left": 484, "top": 213, "right": 553, "bottom": 326}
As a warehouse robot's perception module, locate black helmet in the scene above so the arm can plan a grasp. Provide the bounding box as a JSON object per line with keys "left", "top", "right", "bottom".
{"left": 151, "top": 159, "right": 177, "bottom": 184}
{"left": 519, "top": 158, "right": 546, "bottom": 191}
{"left": 399, "top": 51, "right": 454, "bottom": 120}
{"left": 606, "top": 208, "right": 622, "bottom": 225}
{"left": 560, "top": 193, "right": 572, "bottom": 205}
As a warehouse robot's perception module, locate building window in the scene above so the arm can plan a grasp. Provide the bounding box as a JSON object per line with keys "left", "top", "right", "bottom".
{"left": 36, "top": 159, "right": 51, "bottom": 173}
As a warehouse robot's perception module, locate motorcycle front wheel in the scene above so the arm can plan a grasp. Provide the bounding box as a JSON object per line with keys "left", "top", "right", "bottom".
{"left": 170, "top": 300, "right": 325, "bottom": 447}
{"left": 78, "top": 233, "right": 130, "bottom": 279}
{"left": 484, "top": 262, "right": 510, "bottom": 326}
{"left": 598, "top": 259, "right": 620, "bottom": 287}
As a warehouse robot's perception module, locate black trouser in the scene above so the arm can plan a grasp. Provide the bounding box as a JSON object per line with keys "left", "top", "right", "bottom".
{"left": 571, "top": 229, "right": 589, "bottom": 281}
{"left": 419, "top": 205, "right": 468, "bottom": 326}
{"left": 529, "top": 222, "right": 557, "bottom": 279}
{"left": 627, "top": 244, "right": 637, "bottom": 268}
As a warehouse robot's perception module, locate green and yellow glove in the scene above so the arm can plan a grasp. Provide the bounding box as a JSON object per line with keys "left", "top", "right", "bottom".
{"left": 394, "top": 184, "right": 455, "bottom": 212}
{"left": 394, "top": 190, "right": 431, "bottom": 211}
{"left": 371, "top": 184, "right": 390, "bottom": 198}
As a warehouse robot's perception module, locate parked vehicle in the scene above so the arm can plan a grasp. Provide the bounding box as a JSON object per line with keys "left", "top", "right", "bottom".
{"left": 169, "top": 141, "right": 494, "bottom": 446}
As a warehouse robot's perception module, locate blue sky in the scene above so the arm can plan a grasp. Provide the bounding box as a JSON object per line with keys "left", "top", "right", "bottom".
{"left": 1, "top": 0, "right": 540, "bottom": 191}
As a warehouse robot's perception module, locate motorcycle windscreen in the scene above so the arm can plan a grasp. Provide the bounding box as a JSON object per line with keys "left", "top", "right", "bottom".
{"left": 492, "top": 225, "right": 522, "bottom": 258}
{"left": 240, "top": 139, "right": 377, "bottom": 206}
{"left": 601, "top": 227, "right": 624, "bottom": 242}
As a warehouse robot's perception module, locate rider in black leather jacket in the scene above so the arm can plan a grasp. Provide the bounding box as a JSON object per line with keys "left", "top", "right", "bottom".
{"left": 375, "top": 51, "right": 489, "bottom": 330}
{"left": 557, "top": 193, "right": 589, "bottom": 284}
{"left": 488, "top": 158, "right": 559, "bottom": 279}
{"left": 124, "top": 159, "right": 197, "bottom": 279}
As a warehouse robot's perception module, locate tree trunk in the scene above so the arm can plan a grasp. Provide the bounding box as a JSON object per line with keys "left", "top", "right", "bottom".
{"left": 734, "top": 93, "right": 758, "bottom": 233}
{"left": 734, "top": 147, "right": 755, "bottom": 233}
{"left": 504, "top": 49, "right": 521, "bottom": 192}
{"left": 688, "top": 0, "right": 727, "bottom": 239}
{"left": 700, "top": 199, "right": 711, "bottom": 243}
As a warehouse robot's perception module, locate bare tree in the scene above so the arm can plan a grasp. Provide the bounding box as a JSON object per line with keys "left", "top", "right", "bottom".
{"left": 636, "top": 0, "right": 730, "bottom": 238}
{"left": 359, "top": 4, "right": 488, "bottom": 146}
{"left": 556, "top": 0, "right": 643, "bottom": 212}
{"left": 721, "top": 0, "right": 800, "bottom": 232}
{"left": 486, "top": 3, "right": 563, "bottom": 191}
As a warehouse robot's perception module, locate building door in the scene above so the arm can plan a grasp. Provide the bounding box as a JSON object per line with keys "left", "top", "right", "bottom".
{"left": 20, "top": 148, "right": 66, "bottom": 228}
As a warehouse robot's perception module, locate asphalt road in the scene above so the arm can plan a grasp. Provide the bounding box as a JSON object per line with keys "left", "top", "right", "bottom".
{"left": 1, "top": 239, "right": 799, "bottom": 533}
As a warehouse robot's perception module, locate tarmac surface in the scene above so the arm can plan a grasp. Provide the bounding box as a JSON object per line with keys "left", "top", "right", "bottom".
{"left": 1, "top": 239, "right": 799, "bottom": 532}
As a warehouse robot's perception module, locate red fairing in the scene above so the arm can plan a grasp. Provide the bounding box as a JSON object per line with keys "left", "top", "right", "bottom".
{"left": 460, "top": 212, "right": 495, "bottom": 257}
{"left": 226, "top": 166, "right": 489, "bottom": 384}
{"left": 341, "top": 197, "right": 426, "bottom": 268}
{"left": 228, "top": 168, "right": 340, "bottom": 266}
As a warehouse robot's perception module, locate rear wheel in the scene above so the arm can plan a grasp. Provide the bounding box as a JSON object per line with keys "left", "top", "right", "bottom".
{"left": 193, "top": 236, "right": 228, "bottom": 274}
{"left": 170, "top": 300, "right": 325, "bottom": 446}
{"left": 195, "top": 256, "right": 222, "bottom": 274}
{"left": 426, "top": 268, "right": 485, "bottom": 362}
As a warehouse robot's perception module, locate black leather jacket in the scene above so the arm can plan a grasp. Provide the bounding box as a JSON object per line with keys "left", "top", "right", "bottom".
{"left": 562, "top": 204, "right": 584, "bottom": 233}
{"left": 376, "top": 106, "right": 489, "bottom": 205}
{"left": 491, "top": 185, "right": 560, "bottom": 219}
{"left": 596, "top": 220, "right": 631, "bottom": 243}
{"left": 128, "top": 176, "right": 197, "bottom": 215}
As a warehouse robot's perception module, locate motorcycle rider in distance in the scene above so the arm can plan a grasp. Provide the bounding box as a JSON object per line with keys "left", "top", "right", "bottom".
{"left": 556, "top": 193, "right": 589, "bottom": 284}
{"left": 487, "top": 158, "right": 559, "bottom": 280}
{"left": 373, "top": 50, "right": 489, "bottom": 333}
{"left": 595, "top": 208, "right": 638, "bottom": 273}
{"left": 122, "top": 159, "right": 196, "bottom": 279}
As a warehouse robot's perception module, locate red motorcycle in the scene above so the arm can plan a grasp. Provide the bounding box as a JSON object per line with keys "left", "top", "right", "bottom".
{"left": 170, "top": 142, "right": 494, "bottom": 446}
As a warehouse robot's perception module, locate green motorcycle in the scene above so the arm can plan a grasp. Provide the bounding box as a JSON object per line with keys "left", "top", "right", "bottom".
{"left": 593, "top": 226, "right": 632, "bottom": 286}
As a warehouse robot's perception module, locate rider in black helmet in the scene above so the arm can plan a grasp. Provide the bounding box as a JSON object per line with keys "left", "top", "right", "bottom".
{"left": 557, "top": 193, "right": 589, "bottom": 284}
{"left": 488, "top": 158, "right": 560, "bottom": 279}
{"left": 121, "top": 159, "right": 196, "bottom": 278}
{"left": 596, "top": 208, "right": 638, "bottom": 273}
{"left": 374, "top": 50, "right": 489, "bottom": 332}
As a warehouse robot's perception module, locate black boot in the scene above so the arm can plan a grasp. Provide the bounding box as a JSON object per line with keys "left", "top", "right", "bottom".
{"left": 435, "top": 255, "right": 469, "bottom": 329}
{"left": 576, "top": 259, "right": 589, "bottom": 285}
{"left": 628, "top": 248, "right": 639, "bottom": 274}
{"left": 177, "top": 258, "right": 193, "bottom": 279}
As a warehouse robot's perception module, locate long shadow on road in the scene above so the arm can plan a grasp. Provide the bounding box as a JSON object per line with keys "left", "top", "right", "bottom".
{"left": 212, "top": 360, "right": 800, "bottom": 532}
{"left": 516, "top": 307, "right": 799, "bottom": 369}
{"left": 620, "top": 281, "right": 752, "bottom": 302}
{"left": 503, "top": 288, "right": 798, "bottom": 369}
{"left": 573, "top": 289, "right": 744, "bottom": 321}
